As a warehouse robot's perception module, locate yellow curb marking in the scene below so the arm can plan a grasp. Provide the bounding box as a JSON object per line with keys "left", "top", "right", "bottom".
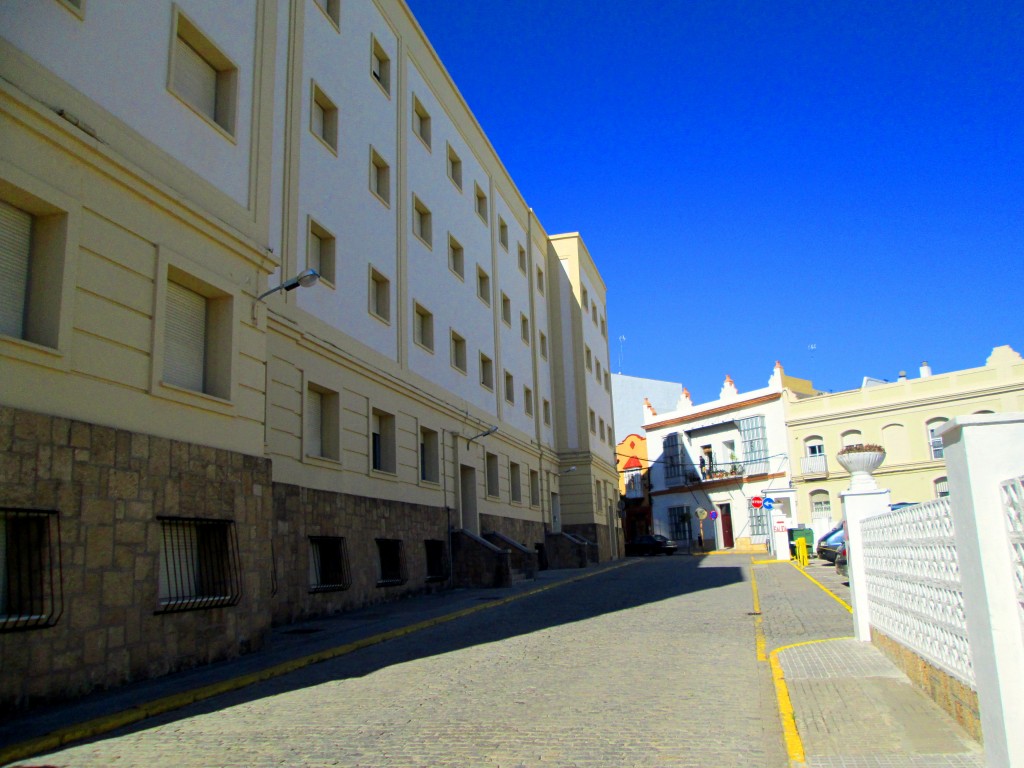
{"left": 0, "top": 561, "right": 635, "bottom": 766}
{"left": 749, "top": 557, "right": 766, "bottom": 662}
{"left": 790, "top": 560, "right": 852, "bottom": 613}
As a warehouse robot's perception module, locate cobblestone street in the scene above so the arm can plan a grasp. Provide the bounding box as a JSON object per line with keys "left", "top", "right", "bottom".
{"left": 19, "top": 556, "right": 788, "bottom": 768}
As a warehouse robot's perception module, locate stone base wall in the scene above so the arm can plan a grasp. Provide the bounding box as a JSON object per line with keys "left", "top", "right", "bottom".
{"left": 450, "top": 529, "right": 511, "bottom": 587}
{"left": 0, "top": 406, "right": 273, "bottom": 713}
{"left": 479, "top": 514, "right": 546, "bottom": 551}
{"left": 871, "top": 628, "right": 981, "bottom": 742}
{"left": 270, "top": 484, "right": 449, "bottom": 625}
{"left": 563, "top": 523, "right": 605, "bottom": 562}
{"left": 545, "top": 532, "right": 588, "bottom": 569}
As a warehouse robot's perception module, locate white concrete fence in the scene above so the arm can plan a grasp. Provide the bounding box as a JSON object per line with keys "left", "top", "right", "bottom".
{"left": 841, "top": 414, "right": 1024, "bottom": 768}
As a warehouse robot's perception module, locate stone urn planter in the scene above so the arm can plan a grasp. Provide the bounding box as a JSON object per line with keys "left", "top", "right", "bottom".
{"left": 836, "top": 444, "right": 886, "bottom": 492}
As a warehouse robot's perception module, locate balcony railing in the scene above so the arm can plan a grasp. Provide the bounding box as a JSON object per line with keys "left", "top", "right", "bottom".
{"left": 801, "top": 454, "right": 828, "bottom": 476}
{"left": 663, "top": 458, "right": 770, "bottom": 488}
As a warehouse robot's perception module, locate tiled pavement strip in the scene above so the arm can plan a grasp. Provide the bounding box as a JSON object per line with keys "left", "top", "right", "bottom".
{"left": 2, "top": 554, "right": 985, "bottom": 767}
{"left": 754, "top": 558, "right": 984, "bottom": 767}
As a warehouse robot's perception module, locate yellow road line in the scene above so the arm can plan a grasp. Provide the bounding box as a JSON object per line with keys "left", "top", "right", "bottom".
{"left": 0, "top": 561, "right": 634, "bottom": 766}
{"left": 769, "top": 650, "right": 805, "bottom": 766}
{"left": 749, "top": 557, "right": 767, "bottom": 662}
{"left": 790, "top": 560, "right": 852, "bottom": 613}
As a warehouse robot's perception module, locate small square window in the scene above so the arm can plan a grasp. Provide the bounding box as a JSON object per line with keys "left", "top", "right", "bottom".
{"left": 599, "top": 418, "right": 606, "bottom": 442}
{"left": 510, "top": 461, "right": 522, "bottom": 503}
{"left": 376, "top": 538, "right": 406, "bottom": 586}
{"left": 413, "top": 302, "right": 434, "bottom": 352}
{"left": 596, "top": 358, "right": 602, "bottom": 382}
{"left": 170, "top": 11, "right": 238, "bottom": 136}
{"left": 520, "top": 313, "right": 530, "bottom": 344}
{"left": 307, "top": 218, "right": 336, "bottom": 285}
{"left": 450, "top": 330, "right": 467, "bottom": 373}
{"left": 314, "top": 0, "right": 340, "bottom": 27}
{"left": 524, "top": 387, "right": 533, "bottom": 416}
{"left": 501, "top": 293, "right": 511, "bottom": 325}
{"left": 448, "top": 234, "right": 465, "bottom": 279}
{"left": 585, "top": 346, "right": 592, "bottom": 372}
{"left": 420, "top": 427, "right": 440, "bottom": 483}
{"left": 306, "top": 383, "right": 340, "bottom": 460}
{"left": 479, "top": 353, "right": 494, "bottom": 390}
{"left": 158, "top": 517, "right": 241, "bottom": 611}
{"left": 600, "top": 316, "right": 607, "bottom": 338}
{"left": 447, "top": 144, "right": 462, "bottom": 190}
{"left": 412, "top": 195, "right": 432, "bottom": 247}
{"left": 309, "top": 536, "right": 351, "bottom": 593}
{"left": 371, "top": 36, "right": 391, "bottom": 95}
{"left": 539, "top": 331, "right": 548, "bottom": 360}
{"left": 370, "top": 148, "right": 390, "bottom": 204}
{"left": 604, "top": 371, "right": 611, "bottom": 392}
{"left": 369, "top": 268, "right": 390, "bottom": 322}
{"left": 504, "top": 371, "right": 515, "bottom": 404}
{"left": 476, "top": 268, "right": 491, "bottom": 305}
{"left": 412, "top": 95, "right": 431, "bottom": 148}
{"left": 517, "top": 244, "right": 526, "bottom": 273}
{"left": 543, "top": 399, "right": 551, "bottom": 426}
{"left": 581, "top": 287, "right": 589, "bottom": 309}
{"left": 311, "top": 82, "right": 338, "bottom": 152}
{"left": 536, "top": 266, "right": 545, "bottom": 294}
{"left": 589, "top": 409, "right": 596, "bottom": 433}
{"left": 485, "top": 452, "right": 499, "bottom": 498}
{"left": 592, "top": 303, "right": 598, "bottom": 324}
{"left": 498, "top": 218, "right": 509, "bottom": 250}
{"left": 475, "top": 184, "right": 488, "bottom": 222}
{"left": 371, "top": 408, "right": 396, "bottom": 473}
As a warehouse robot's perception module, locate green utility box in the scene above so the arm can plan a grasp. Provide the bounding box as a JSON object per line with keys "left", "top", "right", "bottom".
{"left": 788, "top": 527, "right": 815, "bottom": 555}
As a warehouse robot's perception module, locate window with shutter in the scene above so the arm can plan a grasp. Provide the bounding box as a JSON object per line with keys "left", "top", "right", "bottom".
{"left": 0, "top": 201, "right": 31, "bottom": 339}
{"left": 164, "top": 282, "right": 207, "bottom": 392}
{"left": 174, "top": 37, "right": 218, "bottom": 122}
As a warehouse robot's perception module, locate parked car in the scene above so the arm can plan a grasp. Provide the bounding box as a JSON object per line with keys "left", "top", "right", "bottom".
{"left": 816, "top": 524, "right": 845, "bottom": 562}
{"left": 835, "top": 540, "right": 848, "bottom": 578}
{"left": 625, "top": 534, "right": 679, "bottom": 556}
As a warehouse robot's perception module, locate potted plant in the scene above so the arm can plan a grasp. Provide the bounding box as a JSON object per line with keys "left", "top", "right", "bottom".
{"left": 836, "top": 443, "right": 886, "bottom": 491}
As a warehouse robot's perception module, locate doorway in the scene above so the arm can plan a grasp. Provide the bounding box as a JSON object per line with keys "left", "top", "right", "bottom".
{"left": 719, "top": 503, "right": 734, "bottom": 548}
{"left": 459, "top": 465, "right": 478, "bottom": 535}
{"left": 550, "top": 491, "right": 561, "bottom": 533}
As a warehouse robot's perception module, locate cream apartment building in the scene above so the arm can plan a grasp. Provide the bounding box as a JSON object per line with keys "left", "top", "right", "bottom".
{"left": 786, "top": 345, "right": 1024, "bottom": 541}
{"left": 0, "top": 0, "right": 616, "bottom": 709}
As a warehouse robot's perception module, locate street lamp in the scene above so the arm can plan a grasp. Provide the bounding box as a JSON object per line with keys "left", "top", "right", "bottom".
{"left": 256, "top": 268, "right": 320, "bottom": 302}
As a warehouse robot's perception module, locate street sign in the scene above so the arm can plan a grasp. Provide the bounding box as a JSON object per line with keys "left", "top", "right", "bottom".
{"left": 696, "top": 508, "right": 708, "bottom": 520}
{"left": 751, "top": 497, "right": 763, "bottom": 509}
{"left": 709, "top": 510, "right": 719, "bottom": 521}
{"left": 763, "top": 497, "right": 775, "bottom": 511}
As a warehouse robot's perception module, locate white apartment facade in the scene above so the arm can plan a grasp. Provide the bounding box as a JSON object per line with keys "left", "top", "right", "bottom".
{"left": 0, "top": 0, "right": 617, "bottom": 709}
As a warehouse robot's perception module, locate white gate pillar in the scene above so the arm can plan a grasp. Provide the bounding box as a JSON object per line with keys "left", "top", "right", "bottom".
{"left": 940, "top": 414, "right": 1024, "bottom": 768}
{"left": 840, "top": 486, "right": 890, "bottom": 641}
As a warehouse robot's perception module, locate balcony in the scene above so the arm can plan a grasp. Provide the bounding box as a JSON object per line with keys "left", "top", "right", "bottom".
{"left": 663, "top": 458, "right": 768, "bottom": 489}
{"left": 800, "top": 454, "right": 828, "bottom": 477}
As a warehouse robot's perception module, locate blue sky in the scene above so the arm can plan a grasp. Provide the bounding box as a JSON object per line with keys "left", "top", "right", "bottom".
{"left": 406, "top": 0, "right": 1023, "bottom": 402}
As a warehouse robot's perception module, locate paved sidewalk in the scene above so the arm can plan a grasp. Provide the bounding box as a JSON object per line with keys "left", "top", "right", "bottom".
{"left": 754, "top": 558, "right": 984, "bottom": 767}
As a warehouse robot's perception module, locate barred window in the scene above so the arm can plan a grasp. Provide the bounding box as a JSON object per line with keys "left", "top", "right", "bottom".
{"left": 309, "top": 536, "right": 351, "bottom": 593}
{"left": 424, "top": 539, "right": 447, "bottom": 583}
{"left": 157, "top": 517, "right": 241, "bottom": 612}
{"left": 376, "top": 538, "right": 407, "bottom": 586}
{"left": 1, "top": 509, "right": 63, "bottom": 631}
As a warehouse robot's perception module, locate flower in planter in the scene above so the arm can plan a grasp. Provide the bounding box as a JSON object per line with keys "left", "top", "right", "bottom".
{"left": 837, "top": 443, "right": 884, "bottom": 456}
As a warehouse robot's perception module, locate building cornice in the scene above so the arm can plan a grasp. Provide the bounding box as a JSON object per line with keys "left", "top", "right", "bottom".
{"left": 646, "top": 392, "right": 782, "bottom": 430}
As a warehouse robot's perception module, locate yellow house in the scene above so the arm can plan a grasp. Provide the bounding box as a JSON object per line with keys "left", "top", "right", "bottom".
{"left": 786, "top": 346, "right": 1024, "bottom": 540}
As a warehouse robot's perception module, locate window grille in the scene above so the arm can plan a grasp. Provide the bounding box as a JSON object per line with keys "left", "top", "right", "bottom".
{"left": 157, "top": 517, "right": 241, "bottom": 612}
{"left": 1, "top": 509, "right": 63, "bottom": 631}
{"left": 376, "top": 539, "right": 407, "bottom": 586}
{"left": 308, "top": 536, "right": 351, "bottom": 593}
{"left": 668, "top": 506, "right": 692, "bottom": 541}
{"left": 739, "top": 415, "right": 769, "bottom": 475}
{"left": 749, "top": 504, "right": 769, "bottom": 536}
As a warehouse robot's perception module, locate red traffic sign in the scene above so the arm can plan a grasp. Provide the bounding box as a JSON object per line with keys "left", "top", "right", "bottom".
{"left": 751, "top": 496, "right": 764, "bottom": 509}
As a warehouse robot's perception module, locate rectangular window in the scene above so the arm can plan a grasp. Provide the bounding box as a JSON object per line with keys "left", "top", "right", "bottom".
{"left": 596, "top": 359, "right": 602, "bottom": 382}
{"left": 600, "top": 316, "right": 607, "bottom": 338}
{"left": 498, "top": 218, "right": 509, "bottom": 250}
{"left": 475, "top": 184, "right": 488, "bottom": 222}
{"left": 510, "top": 462, "right": 522, "bottom": 503}
{"left": 480, "top": 353, "right": 494, "bottom": 390}
{"left": 581, "top": 287, "right": 589, "bottom": 309}
{"left": 412, "top": 196, "right": 432, "bottom": 247}
{"left": 448, "top": 234, "right": 464, "bottom": 279}
{"left": 314, "top": 0, "right": 340, "bottom": 27}
{"left": 369, "top": 148, "right": 390, "bottom": 204}
{"left": 524, "top": 387, "right": 534, "bottom": 416}
{"left": 370, "top": 37, "right": 391, "bottom": 95}
{"left": 376, "top": 539, "right": 407, "bottom": 586}
{"left": 371, "top": 408, "right": 396, "bottom": 473}
{"left": 543, "top": 399, "right": 551, "bottom": 426}
{"left": 485, "top": 452, "right": 499, "bottom": 498}
{"left": 157, "top": 517, "right": 241, "bottom": 612}
{"left": 585, "top": 346, "right": 592, "bottom": 371}
{"left": 450, "top": 330, "right": 467, "bottom": 373}
{"left": 504, "top": 371, "right": 514, "bottom": 404}
{"left": 308, "top": 536, "right": 351, "bottom": 592}
{"left": 604, "top": 372, "right": 611, "bottom": 392}
{"left": 420, "top": 427, "right": 440, "bottom": 483}
{"left": 530, "top": 470, "right": 541, "bottom": 506}
{"left": 501, "top": 293, "right": 511, "bottom": 325}
{"left": 539, "top": 332, "right": 548, "bottom": 359}
{"left": 425, "top": 539, "right": 447, "bottom": 582}
{"left": 311, "top": 83, "right": 338, "bottom": 152}
{"left": 592, "top": 303, "right": 598, "bottom": 324}
{"left": 413, "top": 303, "right": 434, "bottom": 351}
{"left": 476, "top": 268, "right": 491, "bottom": 305}
{"left": 308, "top": 218, "right": 336, "bottom": 284}
{"left": 162, "top": 269, "right": 233, "bottom": 400}
{"left": 369, "top": 268, "right": 390, "bottom": 322}
{"left": 412, "top": 95, "right": 431, "bottom": 148}
{"left": 518, "top": 244, "right": 527, "bottom": 273}
{"left": 447, "top": 144, "right": 463, "bottom": 190}
{"left": 170, "top": 11, "right": 237, "bottom": 135}
{"left": 599, "top": 418, "right": 606, "bottom": 442}
{"left": 668, "top": 506, "right": 692, "bottom": 542}
{"left": 1, "top": 509, "right": 62, "bottom": 631}
{"left": 589, "top": 409, "right": 596, "bottom": 433}
{"left": 536, "top": 266, "right": 545, "bottom": 295}
{"left": 306, "top": 384, "right": 339, "bottom": 460}
{"left": 739, "top": 415, "right": 769, "bottom": 475}
{"left": 520, "top": 314, "right": 530, "bottom": 343}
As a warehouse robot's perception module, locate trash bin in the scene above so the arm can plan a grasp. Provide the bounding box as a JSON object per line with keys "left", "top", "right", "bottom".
{"left": 788, "top": 527, "right": 814, "bottom": 556}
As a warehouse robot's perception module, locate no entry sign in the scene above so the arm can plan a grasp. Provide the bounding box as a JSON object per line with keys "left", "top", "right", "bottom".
{"left": 751, "top": 496, "right": 763, "bottom": 508}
